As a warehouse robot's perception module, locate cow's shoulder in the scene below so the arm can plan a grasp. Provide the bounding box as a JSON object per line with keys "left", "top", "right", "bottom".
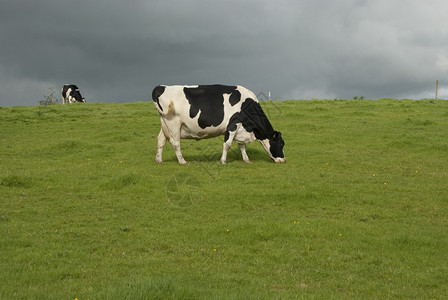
{"left": 228, "top": 97, "right": 274, "bottom": 140}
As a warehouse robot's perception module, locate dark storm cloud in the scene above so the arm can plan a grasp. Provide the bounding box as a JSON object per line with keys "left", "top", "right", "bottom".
{"left": 1, "top": 0, "right": 448, "bottom": 106}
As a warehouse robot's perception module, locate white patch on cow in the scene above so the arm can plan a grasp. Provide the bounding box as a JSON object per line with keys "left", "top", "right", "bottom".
{"left": 64, "top": 88, "right": 73, "bottom": 104}
{"left": 222, "top": 92, "right": 243, "bottom": 124}
{"left": 233, "top": 124, "right": 256, "bottom": 144}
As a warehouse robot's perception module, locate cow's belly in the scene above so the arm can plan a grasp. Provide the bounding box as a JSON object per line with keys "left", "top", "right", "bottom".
{"left": 180, "top": 123, "right": 226, "bottom": 140}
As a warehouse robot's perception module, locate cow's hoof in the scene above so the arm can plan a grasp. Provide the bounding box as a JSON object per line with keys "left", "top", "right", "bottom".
{"left": 243, "top": 160, "right": 252, "bottom": 164}
{"left": 155, "top": 160, "right": 163, "bottom": 164}
{"left": 220, "top": 160, "right": 227, "bottom": 165}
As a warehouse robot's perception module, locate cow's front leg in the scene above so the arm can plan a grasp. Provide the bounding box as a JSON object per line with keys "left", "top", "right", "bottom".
{"left": 238, "top": 143, "right": 251, "bottom": 164}
{"left": 220, "top": 142, "right": 231, "bottom": 164}
{"left": 155, "top": 129, "right": 166, "bottom": 163}
{"left": 221, "top": 129, "right": 236, "bottom": 164}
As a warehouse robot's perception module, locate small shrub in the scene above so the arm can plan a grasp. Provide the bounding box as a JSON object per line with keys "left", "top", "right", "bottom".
{"left": 39, "top": 87, "right": 61, "bottom": 106}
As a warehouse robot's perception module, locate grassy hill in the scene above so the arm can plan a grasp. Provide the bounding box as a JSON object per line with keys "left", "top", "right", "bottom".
{"left": 1, "top": 99, "right": 447, "bottom": 299}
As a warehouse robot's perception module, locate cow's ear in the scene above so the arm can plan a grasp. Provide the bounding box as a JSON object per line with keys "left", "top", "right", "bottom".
{"left": 273, "top": 131, "right": 278, "bottom": 139}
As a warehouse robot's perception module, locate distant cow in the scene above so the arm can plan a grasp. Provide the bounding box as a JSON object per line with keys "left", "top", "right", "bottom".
{"left": 152, "top": 84, "right": 285, "bottom": 164}
{"left": 62, "top": 84, "right": 85, "bottom": 104}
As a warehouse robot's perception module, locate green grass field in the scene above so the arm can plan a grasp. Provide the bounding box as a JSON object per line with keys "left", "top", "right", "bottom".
{"left": 1, "top": 99, "right": 447, "bottom": 299}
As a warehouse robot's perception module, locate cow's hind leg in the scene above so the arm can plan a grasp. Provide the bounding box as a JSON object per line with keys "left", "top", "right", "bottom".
{"left": 157, "top": 118, "right": 188, "bottom": 165}
{"left": 155, "top": 129, "right": 166, "bottom": 163}
{"left": 238, "top": 143, "right": 251, "bottom": 164}
{"left": 163, "top": 120, "right": 188, "bottom": 165}
{"left": 170, "top": 135, "right": 187, "bottom": 165}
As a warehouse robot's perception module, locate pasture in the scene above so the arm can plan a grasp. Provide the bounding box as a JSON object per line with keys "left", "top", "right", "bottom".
{"left": 1, "top": 99, "right": 447, "bottom": 299}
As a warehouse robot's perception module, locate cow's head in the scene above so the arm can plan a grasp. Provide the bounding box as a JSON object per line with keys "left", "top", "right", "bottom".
{"left": 261, "top": 131, "right": 285, "bottom": 163}
{"left": 70, "top": 90, "right": 85, "bottom": 103}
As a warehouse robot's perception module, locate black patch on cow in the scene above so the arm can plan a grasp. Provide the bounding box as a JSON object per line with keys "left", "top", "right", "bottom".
{"left": 152, "top": 85, "right": 166, "bottom": 112}
{"left": 227, "top": 98, "right": 274, "bottom": 140}
{"left": 183, "top": 85, "right": 238, "bottom": 129}
{"left": 229, "top": 90, "right": 241, "bottom": 106}
{"left": 71, "top": 89, "right": 84, "bottom": 102}
{"left": 62, "top": 84, "right": 78, "bottom": 98}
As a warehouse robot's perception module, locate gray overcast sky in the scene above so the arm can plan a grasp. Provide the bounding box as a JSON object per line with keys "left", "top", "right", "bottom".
{"left": 1, "top": 0, "right": 447, "bottom": 106}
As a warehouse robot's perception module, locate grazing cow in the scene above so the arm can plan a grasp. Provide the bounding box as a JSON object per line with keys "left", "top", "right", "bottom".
{"left": 62, "top": 84, "right": 85, "bottom": 104}
{"left": 152, "top": 84, "right": 285, "bottom": 164}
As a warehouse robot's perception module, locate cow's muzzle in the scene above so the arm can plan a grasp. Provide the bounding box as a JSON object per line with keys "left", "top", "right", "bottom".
{"left": 274, "top": 157, "right": 286, "bottom": 163}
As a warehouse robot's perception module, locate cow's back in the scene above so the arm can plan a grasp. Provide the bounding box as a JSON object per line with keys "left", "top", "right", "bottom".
{"left": 152, "top": 85, "right": 257, "bottom": 139}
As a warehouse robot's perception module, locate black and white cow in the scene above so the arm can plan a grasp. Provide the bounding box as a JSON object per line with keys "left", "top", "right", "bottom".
{"left": 152, "top": 84, "right": 285, "bottom": 164}
{"left": 62, "top": 84, "right": 85, "bottom": 104}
